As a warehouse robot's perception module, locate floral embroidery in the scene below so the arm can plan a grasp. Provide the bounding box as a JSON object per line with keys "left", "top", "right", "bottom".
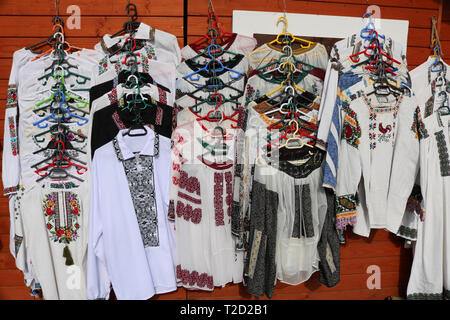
{"left": 113, "top": 137, "right": 160, "bottom": 247}
{"left": 176, "top": 201, "right": 202, "bottom": 224}
{"left": 6, "top": 85, "right": 17, "bottom": 108}
{"left": 244, "top": 85, "right": 260, "bottom": 107}
{"left": 141, "top": 55, "right": 149, "bottom": 73}
{"left": 158, "top": 87, "right": 167, "bottom": 105}
{"left": 411, "top": 106, "right": 429, "bottom": 140}
{"left": 98, "top": 56, "right": 108, "bottom": 76}
{"left": 144, "top": 45, "right": 156, "bottom": 61}
{"left": 341, "top": 103, "right": 361, "bottom": 148}
{"left": 8, "top": 117, "right": 18, "bottom": 156}
{"left": 214, "top": 172, "right": 225, "bottom": 226}
{"left": 43, "top": 192, "right": 80, "bottom": 244}
{"left": 335, "top": 194, "right": 357, "bottom": 230}
{"left": 176, "top": 265, "right": 213, "bottom": 290}
{"left": 4, "top": 184, "right": 22, "bottom": 196}
{"left": 179, "top": 170, "right": 201, "bottom": 195}
{"left": 14, "top": 235, "right": 23, "bottom": 257}
{"left": 434, "top": 130, "right": 450, "bottom": 176}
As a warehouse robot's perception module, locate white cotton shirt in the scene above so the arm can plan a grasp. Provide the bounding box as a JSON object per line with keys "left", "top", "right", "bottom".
{"left": 88, "top": 129, "right": 176, "bottom": 300}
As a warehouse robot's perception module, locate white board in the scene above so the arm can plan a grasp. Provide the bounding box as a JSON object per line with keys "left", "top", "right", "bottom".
{"left": 232, "top": 10, "right": 409, "bottom": 53}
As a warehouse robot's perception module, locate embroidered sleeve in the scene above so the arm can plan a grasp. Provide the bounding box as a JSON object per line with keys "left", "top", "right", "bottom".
{"left": 335, "top": 194, "right": 357, "bottom": 230}
{"left": 341, "top": 102, "right": 361, "bottom": 148}
{"left": 2, "top": 84, "right": 21, "bottom": 195}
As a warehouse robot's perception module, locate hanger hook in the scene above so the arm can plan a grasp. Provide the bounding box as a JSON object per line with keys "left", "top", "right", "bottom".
{"left": 277, "top": 16, "right": 288, "bottom": 34}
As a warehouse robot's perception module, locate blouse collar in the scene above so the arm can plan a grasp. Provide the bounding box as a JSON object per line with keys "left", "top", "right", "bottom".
{"left": 99, "top": 22, "right": 155, "bottom": 55}
{"left": 113, "top": 129, "right": 159, "bottom": 161}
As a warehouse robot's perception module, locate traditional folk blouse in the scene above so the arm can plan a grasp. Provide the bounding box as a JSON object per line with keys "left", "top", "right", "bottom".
{"left": 88, "top": 129, "right": 176, "bottom": 300}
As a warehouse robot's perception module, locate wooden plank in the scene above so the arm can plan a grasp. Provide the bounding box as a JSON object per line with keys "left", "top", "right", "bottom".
{"left": 187, "top": 2, "right": 438, "bottom": 29}
{"left": 0, "top": 252, "right": 16, "bottom": 270}
{"left": 0, "top": 199, "right": 11, "bottom": 217}
{"left": 151, "top": 288, "right": 187, "bottom": 300}
{"left": 0, "top": 233, "right": 10, "bottom": 253}
{"left": 0, "top": 216, "right": 10, "bottom": 234}
{"left": 344, "top": 228, "right": 404, "bottom": 243}
{"left": 190, "top": 286, "right": 403, "bottom": 300}
{"left": 0, "top": 286, "right": 34, "bottom": 300}
{"left": 441, "top": 22, "right": 450, "bottom": 41}
{"left": 0, "top": 0, "right": 183, "bottom": 17}
{"left": 269, "top": 286, "right": 403, "bottom": 300}
{"left": 0, "top": 37, "right": 184, "bottom": 59}
{"left": 340, "top": 240, "right": 405, "bottom": 259}
{"left": 340, "top": 255, "right": 412, "bottom": 275}
{"left": 186, "top": 271, "right": 409, "bottom": 299}
{"left": 407, "top": 46, "right": 435, "bottom": 66}
{"left": 0, "top": 16, "right": 184, "bottom": 38}
{"left": 0, "top": 269, "right": 27, "bottom": 286}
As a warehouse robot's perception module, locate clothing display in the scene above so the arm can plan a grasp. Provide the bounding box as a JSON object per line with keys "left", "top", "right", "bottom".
{"left": 2, "top": 3, "right": 449, "bottom": 301}
{"left": 170, "top": 30, "right": 256, "bottom": 290}
{"left": 388, "top": 57, "right": 450, "bottom": 299}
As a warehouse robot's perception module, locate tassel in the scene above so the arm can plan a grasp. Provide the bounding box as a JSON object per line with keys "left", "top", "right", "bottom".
{"left": 63, "top": 245, "right": 74, "bottom": 266}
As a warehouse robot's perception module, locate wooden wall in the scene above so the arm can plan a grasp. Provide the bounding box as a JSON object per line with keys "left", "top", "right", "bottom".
{"left": 0, "top": 0, "right": 447, "bottom": 300}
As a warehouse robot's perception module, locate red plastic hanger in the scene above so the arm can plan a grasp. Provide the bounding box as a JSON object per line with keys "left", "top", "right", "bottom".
{"left": 35, "top": 140, "right": 87, "bottom": 177}
{"left": 191, "top": 92, "right": 240, "bottom": 129}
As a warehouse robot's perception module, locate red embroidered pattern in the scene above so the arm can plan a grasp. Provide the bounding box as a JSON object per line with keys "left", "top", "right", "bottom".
{"left": 176, "top": 201, "right": 202, "bottom": 224}
{"left": 158, "top": 87, "right": 167, "bottom": 105}
{"left": 108, "top": 88, "right": 118, "bottom": 104}
{"left": 225, "top": 172, "right": 233, "bottom": 217}
{"left": 178, "top": 191, "right": 201, "bottom": 204}
{"left": 112, "top": 111, "right": 126, "bottom": 130}
{"left": 179, "top": 170, "right": 200, "bottom": 195}
{"left": 155, "top": 106, "right": 163, "bottom": 126}
{"left": 214, "top": 172, "right": 224, "bottom": 226}
{"left": 176, "top": 265, "right": 213, "bottom": 289}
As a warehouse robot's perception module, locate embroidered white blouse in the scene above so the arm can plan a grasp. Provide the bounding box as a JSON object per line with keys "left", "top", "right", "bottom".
{"left": 88, "top": 129, "right": 176, "bottom": 300}
{"left": 19, "top": 181, "right": 90, "bottom": 300}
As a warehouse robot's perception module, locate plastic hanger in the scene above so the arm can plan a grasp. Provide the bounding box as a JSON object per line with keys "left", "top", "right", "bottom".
{"left": 190, "top": 1, "right": 233, "bottom": 49}
{"left": 436, "top": 91, "right": 450, "bottom": 115}
{"left": 33, "top": 123, "right": 87, "bottom": 144}
{"left": 183, "top": 43, "right": 244, "bottom": 82}
{"left": 111, "top": 3, "right": 140, "bottom": 38}
{"left": 192, "top": 92, "right": 240, "bottom": 129}
{"left": 34, "top": 140, "right": 87, "bottom": 179}
{"left": 33, "top": 90, "right": 89, "bottom": 128}
{"left": 279, "top": 119, "right": 314, "bottom": 150}
{"left": 268, "top": 16, "right": 314, "bottom": 49}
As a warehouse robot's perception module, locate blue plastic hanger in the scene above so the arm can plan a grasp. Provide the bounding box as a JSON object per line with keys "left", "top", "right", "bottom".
{"left": 430, "top": 45, "right": 443, "bottom": 73}
{"left": 33, "top": 90, "right": 88, "bottom": 128}
{"left": 183, "top": 43, "right": 244, "bottom": 82}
